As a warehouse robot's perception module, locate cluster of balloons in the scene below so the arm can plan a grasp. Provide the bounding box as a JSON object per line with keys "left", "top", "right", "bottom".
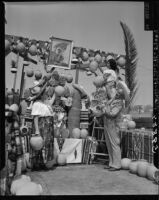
{"left": 26, "top": 69, "right": 42, "bottom": 80}
{"left": 5, "top": 38, "right": 50, "bottom": 59}
{"left": 6, "top": 36, "right": 126, "bottom": 82}
{"left": 6, "top": 36, "right": 126, "bottom": 69}
{"left": 72, "top": 48, "right": 126, "bottom": 78}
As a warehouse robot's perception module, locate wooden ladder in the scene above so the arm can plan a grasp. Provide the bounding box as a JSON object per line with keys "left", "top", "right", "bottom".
{"left": 90, "top": 117, "right": 109, "bottom": 162}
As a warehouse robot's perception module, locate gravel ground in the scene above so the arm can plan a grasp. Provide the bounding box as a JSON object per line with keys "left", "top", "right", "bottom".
{"left": 26, "top": 164, "right": 158, "bottom": 195}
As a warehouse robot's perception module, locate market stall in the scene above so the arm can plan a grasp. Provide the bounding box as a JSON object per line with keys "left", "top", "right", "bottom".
{"left": 2, "top": 33, "right": 158, "bottom": 196}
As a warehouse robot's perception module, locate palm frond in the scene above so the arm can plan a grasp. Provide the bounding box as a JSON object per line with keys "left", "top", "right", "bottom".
{"left": 120, "top": 21, "right": 139, "bottom": 112}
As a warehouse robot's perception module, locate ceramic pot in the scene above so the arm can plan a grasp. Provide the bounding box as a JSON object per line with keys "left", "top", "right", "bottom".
{"left": 121, "top": 158, "right": 131, "bottom": 170}
{"left": 146, "top": 163, "right": 158, "bottom": 181}
{"left": 137, "top": 160, "right": 149, "bottom": 177}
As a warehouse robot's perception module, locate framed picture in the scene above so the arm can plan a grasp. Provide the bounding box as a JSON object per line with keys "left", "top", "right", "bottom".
{"left": 47, "top": 37, "right": 73, "bottom": 70}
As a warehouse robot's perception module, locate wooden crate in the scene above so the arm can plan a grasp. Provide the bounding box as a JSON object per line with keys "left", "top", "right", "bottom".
{"left": 121, "top": 129, "right": 153, "bottom": 163}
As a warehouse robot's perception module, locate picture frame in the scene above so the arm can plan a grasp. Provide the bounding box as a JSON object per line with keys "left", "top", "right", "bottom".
{"left": 47, "top": 37, "right": 73, "bottom": 70}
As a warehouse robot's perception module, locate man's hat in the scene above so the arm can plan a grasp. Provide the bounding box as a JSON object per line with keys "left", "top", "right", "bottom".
{"left": 30, "top": 81, "right": 41, "bottom": 95}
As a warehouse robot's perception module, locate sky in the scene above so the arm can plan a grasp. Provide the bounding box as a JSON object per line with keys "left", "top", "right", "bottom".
{"left": 5, "top": 1, "right": 153, "bottom": 106}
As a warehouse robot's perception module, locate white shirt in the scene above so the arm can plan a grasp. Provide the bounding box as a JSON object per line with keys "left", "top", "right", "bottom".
{"left": 103, "top": 69, "right": 117, "bottom": 83}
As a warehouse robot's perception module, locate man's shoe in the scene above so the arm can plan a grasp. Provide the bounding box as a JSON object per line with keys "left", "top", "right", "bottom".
{"left": 108, "top": 167, "right": 121, "bottom": 171}
{"left": 104, "top": 165, "right": 111, "bottom": 169}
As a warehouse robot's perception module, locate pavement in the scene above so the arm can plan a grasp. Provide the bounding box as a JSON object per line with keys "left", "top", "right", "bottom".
{"left": 26, "top": 164, "right": 158, "bottom": 195}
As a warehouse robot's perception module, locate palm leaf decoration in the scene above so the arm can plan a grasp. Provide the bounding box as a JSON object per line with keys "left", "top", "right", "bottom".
{"left": 120, "top": 21, "right": 139, "bottom": 112}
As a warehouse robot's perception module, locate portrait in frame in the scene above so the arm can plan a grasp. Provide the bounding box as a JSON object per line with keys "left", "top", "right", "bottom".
{"left": 47, "top": 37, "right": 73, "bottom": 70}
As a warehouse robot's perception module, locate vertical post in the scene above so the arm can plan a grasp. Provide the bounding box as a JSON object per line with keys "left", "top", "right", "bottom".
{"left": 75, "top": 61, "right": 80, "bottom": 84}
{"left": 19, "top": 59, "right": 29, "bottom": 102}
{"left": 13, "top": 53, "right": 19, "bottom": 91}
{"left": 19, "top": 67, "right": 25, "bottom": 102}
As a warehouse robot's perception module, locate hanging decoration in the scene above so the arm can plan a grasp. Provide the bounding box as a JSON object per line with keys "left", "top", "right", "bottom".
{"left": 5, "top": 34, "right": 125, "bottom": 73}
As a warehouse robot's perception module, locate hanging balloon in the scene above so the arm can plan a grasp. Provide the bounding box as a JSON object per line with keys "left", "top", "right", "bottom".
{"left": 26, "top": 69, "right": 34, "bottom": 77}
{"left": 5, "top": 39, "right": 11, "bottom": 52}
{"left": 127, "top": 121, "right": 136, "bottom": 129}
{"left": 72, "top": 128, "right": 81, "bottom": 139}
{"left": 116, "top": 56, "right": 126, "bottom": 67}
{"left": 93, "top": 76, "right": 104, "bottom": 87}
{"left": 80, "top": 129, "right": 88, "bottom": 139}
{"left": 35, "top": 70, "right": 42, "bottom": 80}
{"left": 89, "top": 60, "right": 98, "bottom": 72}
{"left": 29, "top": 44, "right": 37, "bottom": 56}
{"left": 16, "top": 42, "right": 25, "bottom": 54}
{"left": 54, "top": 86, "right": 65, "bottom": 96}
{"left": 45, "top": 73, "right": 52, "bottom": 81}
{"left": 30, "top": 135, "right": 44, "bottom": 151}
{"left": 89, "top": 57, "right": 94, "bottom": 62}
{"left": 94, "top": 54, "right": 102, "bottom": 63}
{"left": 61, "top": 128, "right": 70, "bottom": 139}
{"left": 82, "top": 51, "right": 89, "bottom": 61}
{"left": 66, "top": 74, "right": 73, "bottom": 83}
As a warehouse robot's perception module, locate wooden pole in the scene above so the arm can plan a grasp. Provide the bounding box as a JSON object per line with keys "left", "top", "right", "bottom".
{"left": 75, "top": 62, "right": 80, "bottom": 84}
{"left": 19, "top": 63, "right": 24, "bottom": 103}
{"left": 13, "top": 53, "right": 19, "bottom": 91}
{"left": 19, "top": 59, "right": 29, "bottom": 102}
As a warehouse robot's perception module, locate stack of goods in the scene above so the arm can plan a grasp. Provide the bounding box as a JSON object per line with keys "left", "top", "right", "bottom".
{"left": 2, "top": 90, "right": 31, "bottom": 195}
{"left": 20, "top": 109, "right": 33, "bottom": 154}
{"left": 80, "top": 105, "right": 89, "bottom": 130}
{"left": 121, "top": 129, "right": 153, "bottom": 163}
{"left": 22, "top": 68, "right": 96, "bottom": 169}
{"left": 0, "top": 168, "right": 8, "bottom": 195}
{"left": 29, "top": 116, "right": 54, "bottom": 170}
